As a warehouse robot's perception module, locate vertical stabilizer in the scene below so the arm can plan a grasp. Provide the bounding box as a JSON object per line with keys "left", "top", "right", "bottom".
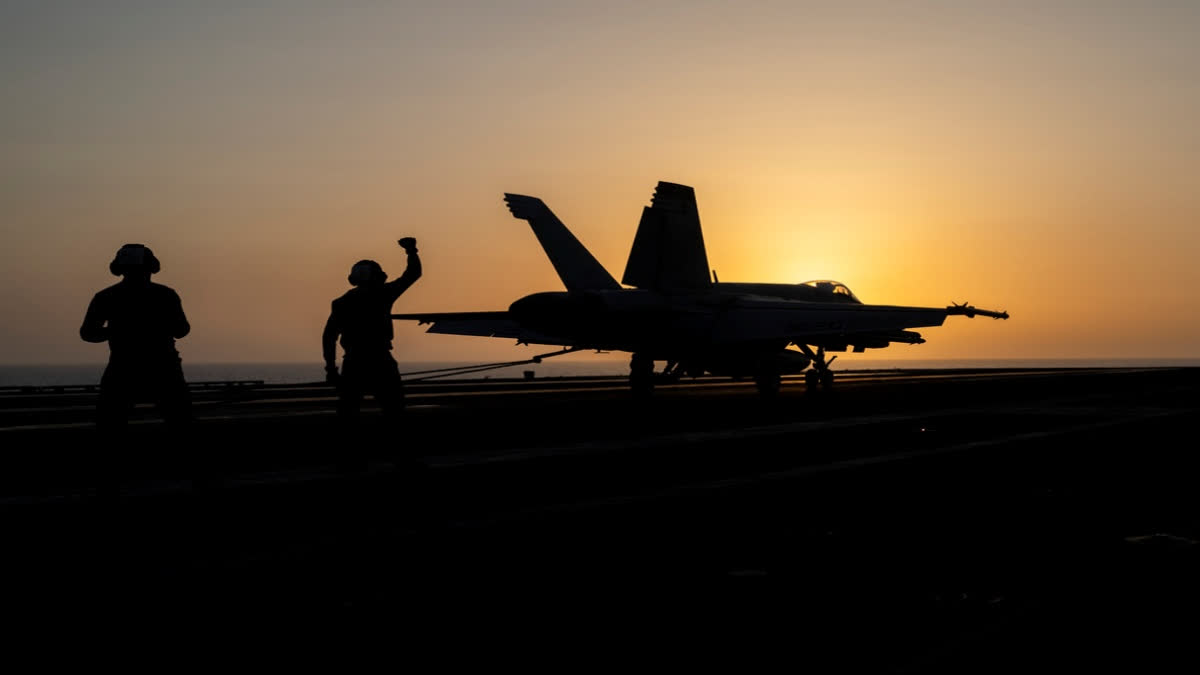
{"left": 621, "top": 182, "right": 712, "bottom": 291}
{"left": 504, "top": 193, "right": 621, "bottom": 291}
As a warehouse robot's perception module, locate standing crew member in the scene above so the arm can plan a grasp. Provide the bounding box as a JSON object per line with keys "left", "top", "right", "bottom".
{"left": 323, "top": 237, "right": 422, "bottom": 425}
{"left": 81, "top": 243, "right": 192, "bottom": 434}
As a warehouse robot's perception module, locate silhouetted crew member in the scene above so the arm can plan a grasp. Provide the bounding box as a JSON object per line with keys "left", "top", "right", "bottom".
{"left": 80, "top": 244, "right": 192, "bottom": 432}
{"left": 323, "top": 237, "right": 422, "bottom": 423}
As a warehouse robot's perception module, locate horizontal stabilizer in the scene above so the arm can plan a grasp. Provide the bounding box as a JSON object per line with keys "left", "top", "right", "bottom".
{"left": 503, "top": 194, "right": 620, "bottom": 292}
{"left": 392, "top": 311, "right": 569, "bottom": 346}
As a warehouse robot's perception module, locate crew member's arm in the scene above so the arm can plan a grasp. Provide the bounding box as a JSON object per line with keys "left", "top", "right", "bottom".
{"left": 169, "top": 289, "right": 191, "bottom": 339}
{"left": 385, "top": 237, "right": 422, "bottom": 303}
{"left": 79, "top": 294, "right": 109, "bottom": 343}
{"left": 322, "top": 303, "right": 341, "bottom": 382}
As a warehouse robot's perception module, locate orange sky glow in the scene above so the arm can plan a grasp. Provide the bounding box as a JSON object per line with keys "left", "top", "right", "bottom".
{"left": 2, "top": 2, "right": 1198, "bottom": 367}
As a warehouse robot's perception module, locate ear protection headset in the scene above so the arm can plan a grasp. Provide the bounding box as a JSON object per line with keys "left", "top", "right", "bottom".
{"left": 348, "top": 259, "right": 387, "bottom": 286}
{"left": 110, "top": 244, "right": 161, "bottom": 276}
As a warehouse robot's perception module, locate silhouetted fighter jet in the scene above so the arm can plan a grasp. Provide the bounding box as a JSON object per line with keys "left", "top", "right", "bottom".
{"left": 394, "top": 181, "right": 1008, "bottom": 396}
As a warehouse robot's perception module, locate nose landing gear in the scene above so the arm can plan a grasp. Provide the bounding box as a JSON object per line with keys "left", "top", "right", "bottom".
{"left": 799, "top": 345, "right": 837, "bottom": 392}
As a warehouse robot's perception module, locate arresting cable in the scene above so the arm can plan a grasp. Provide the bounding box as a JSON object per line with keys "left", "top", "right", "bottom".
{"left": 397, "top": 347, "right": 583, "bottom": 382}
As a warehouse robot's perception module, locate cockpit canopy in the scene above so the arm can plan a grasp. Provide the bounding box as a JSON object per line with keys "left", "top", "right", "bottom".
{"left": 799, "top": 280, "right": 860, "bottom": 303}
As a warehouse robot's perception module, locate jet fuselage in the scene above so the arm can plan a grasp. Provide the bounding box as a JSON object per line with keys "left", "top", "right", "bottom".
{"left": 506, "top": 283, "right": 947, "bottom": 375}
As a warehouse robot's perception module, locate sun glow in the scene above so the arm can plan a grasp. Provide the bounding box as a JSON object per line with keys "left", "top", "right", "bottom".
{"left": 3, "top": 3, "right": 1198, "bottom": 364}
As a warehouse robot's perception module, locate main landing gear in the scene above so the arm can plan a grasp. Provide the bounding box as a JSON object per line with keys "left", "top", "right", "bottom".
{"left": 754, "top": 363, "right": 782, "bottom": 398}
{"left": 630, "top": 353, "right": 655, "bottom": 397}
{"left": 799, "top": 345, "right": 837, "bottom": 393}
{"left": 629, "top": 355, "right": 690, "bottom": 396}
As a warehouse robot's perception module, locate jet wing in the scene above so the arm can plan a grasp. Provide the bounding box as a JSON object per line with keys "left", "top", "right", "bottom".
{"left": 391, "top": 311, "right": 570, "bottom": 346}
{"left": 711, "top": 298, "right": 1007, "bottom": 346}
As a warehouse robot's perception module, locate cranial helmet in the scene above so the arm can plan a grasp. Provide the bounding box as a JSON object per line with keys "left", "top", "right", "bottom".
{"left": 348, "top": 259, "right": 387, "bottom": 286}
{"left": 109, "top": 243, "right": 161, "bottom": 276}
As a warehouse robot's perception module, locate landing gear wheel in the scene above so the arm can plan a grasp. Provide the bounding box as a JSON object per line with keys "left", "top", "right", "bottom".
{"left": 755, "top": 370, "right": 781, "bottom": 398}
{"left": 805, "top": 370, "right": 820, "bottom": 392}
{"left": 820, "top": 370, "right": 834, "bottom": 390}
{"left": 630, "top": 353, "right": 654, "bottom": 398}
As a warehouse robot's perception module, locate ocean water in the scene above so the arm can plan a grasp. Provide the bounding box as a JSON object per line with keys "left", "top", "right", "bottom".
{"left": 0, "top": 361, "right": 627, "bottom": 387}
{"left": 1, "top": 358, "right": 1197, "bottom": 388}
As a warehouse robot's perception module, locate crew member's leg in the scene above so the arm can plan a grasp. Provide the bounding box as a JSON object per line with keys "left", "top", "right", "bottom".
{"left": 156, "top": 355, "right": 192, "bottom": 429}
{"left": 154, "top": 355, "right": 202, "bottom": 486}
{"left": 337, "top": 354, "right": 365, "bottom": 424}
{"left": 336, "top": 353, "right": 368, "bottom": 471}
{"left": 97, "top": 362, "right": 134, "bottom": 435}
{"left": 370, "top": 354, "right": 424, "bottom": 521}
{"left": 374, "top": 354, "right": 406, "bottom": 424}
{"left": 373, "top": 354, "right": 424, "bottom": 482}
{"left": 96, "top": 361, "right": 135, "bottom": 497}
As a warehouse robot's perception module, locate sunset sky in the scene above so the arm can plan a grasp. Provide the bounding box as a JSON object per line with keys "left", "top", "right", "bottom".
{"left": 3, "top": 1, "right": 1198, "bottom": 367}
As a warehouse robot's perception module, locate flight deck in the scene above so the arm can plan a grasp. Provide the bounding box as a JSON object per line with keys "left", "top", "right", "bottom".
{"left": 2, "top": 367, "right": 1197, "bottom": 668}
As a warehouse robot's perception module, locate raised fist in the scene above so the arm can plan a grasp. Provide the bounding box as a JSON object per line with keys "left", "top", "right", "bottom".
{"left": 398, "top": 237, "right": 418, "bottom": 253}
